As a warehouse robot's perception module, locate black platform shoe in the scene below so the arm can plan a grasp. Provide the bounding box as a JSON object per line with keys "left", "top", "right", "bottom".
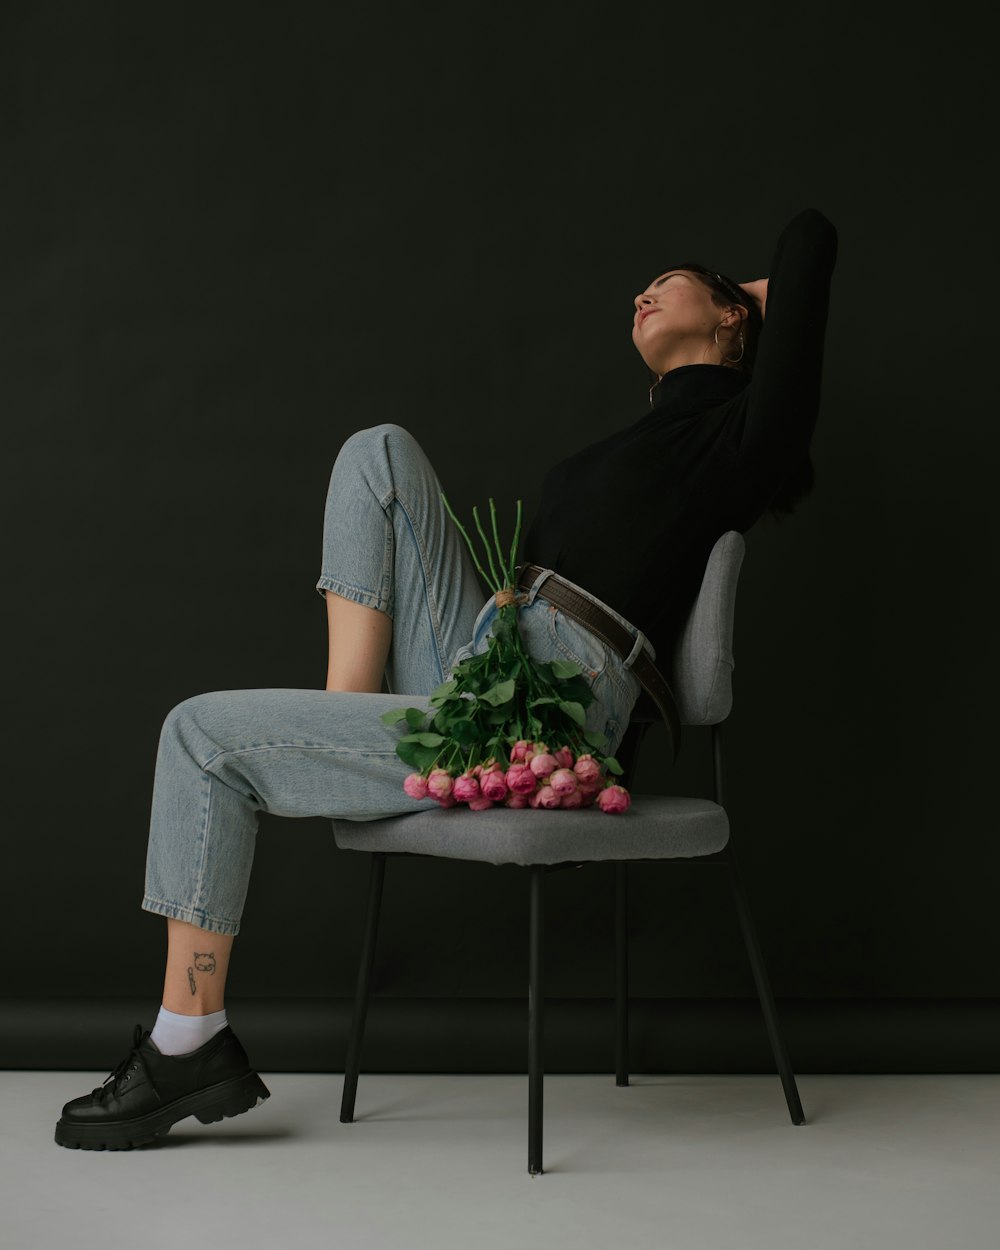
{"left": 55, "top": 1022, "right": 271, "bottom": 1150}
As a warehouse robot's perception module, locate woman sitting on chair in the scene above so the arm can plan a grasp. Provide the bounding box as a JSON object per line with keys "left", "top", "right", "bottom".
{"left": 55, "top": 207, "right": 838, "bottom": 1151}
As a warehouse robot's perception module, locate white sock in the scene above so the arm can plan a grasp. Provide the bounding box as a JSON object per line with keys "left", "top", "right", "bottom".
{"left": 149, "top": 1005, "right": 229, "bottom": 1056}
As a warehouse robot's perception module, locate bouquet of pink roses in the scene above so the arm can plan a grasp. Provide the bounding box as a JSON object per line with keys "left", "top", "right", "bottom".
{"left": 380, "top": 496, "right": 632, "bottom": 814}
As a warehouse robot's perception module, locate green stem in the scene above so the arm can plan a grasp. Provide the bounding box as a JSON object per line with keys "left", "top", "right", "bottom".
{"left": 509, "top": 499, "right": 522, "bottom": 577}
{"left": 489, "top": 499, "right": 508, "bottom": 585}
{"left": 510, "top": 614, "right": 539, "bottom": 712}
{"left": 473, "top": 505, "right": 501, "bottom": 589}
{"left": 441, "top": 492, "right": 498, "bottom": 591}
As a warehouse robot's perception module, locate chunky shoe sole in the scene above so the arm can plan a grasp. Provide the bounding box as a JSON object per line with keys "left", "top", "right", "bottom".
{"left": 55, "top": 1069, "right": 271, "bottom": 1151}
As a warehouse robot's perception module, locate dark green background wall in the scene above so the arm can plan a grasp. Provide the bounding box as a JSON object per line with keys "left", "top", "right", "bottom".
{"left": 2, "top": 1, "right": 994, "bottom": 1070}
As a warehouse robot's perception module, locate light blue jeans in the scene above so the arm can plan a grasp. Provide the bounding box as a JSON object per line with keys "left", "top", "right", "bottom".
{"left": 141, "top": 424, "right": 655, "bottom": 936}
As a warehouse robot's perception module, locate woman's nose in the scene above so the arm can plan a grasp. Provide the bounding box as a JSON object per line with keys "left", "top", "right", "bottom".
{"left": 634, "top": 293, "right": 652, "bottom": 311}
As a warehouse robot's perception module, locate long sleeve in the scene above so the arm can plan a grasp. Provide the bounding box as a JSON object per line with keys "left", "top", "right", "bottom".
{"left": 742, "top": 207, "right": 839, "bottom": 458}
{"left": 520, "top": 208, "right": 839, "bottom": 664}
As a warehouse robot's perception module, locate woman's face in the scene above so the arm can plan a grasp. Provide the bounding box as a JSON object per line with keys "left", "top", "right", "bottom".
{"left": 631, "top": 269, "right": 737, "bottom": 377}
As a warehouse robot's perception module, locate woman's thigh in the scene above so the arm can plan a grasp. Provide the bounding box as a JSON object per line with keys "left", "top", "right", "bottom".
{"left": 161, "top": 687, "right": 444, "bottom": 821}
{"left": 315, "top": 424, "right": 491, "bottom": 696}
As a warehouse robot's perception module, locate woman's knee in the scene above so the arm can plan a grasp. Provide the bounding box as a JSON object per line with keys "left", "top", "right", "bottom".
{"left": 160, "top": 691, "right": 234, "bottom": 760}
{"left": 331, "top": 425, "right": 427, "bottom": 506}
{"left": 341, "top": 423, "right": 416, "bottom": 459}
{"left": 329, "top": 425, "right": 419, "bottom": 494}
{"left": 165, "top": 690, "right": 221, "bottom": 725}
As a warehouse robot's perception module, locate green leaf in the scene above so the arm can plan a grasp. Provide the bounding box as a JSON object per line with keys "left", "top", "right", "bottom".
{"left": 404, "top": 707, "right": 429, "bottom": 730}
{"left": 451, "top": 719, "right": 481, "bottom": 747}
{"left": 604, "top": 756, "right": 623, "bottom": 776}
{"left": 492, "top": 648, "right": 520, "bottom": 682}
{"left": 558, "top": 700, "right": 586, "bottom": 727}
{"left": 527, "top": 696, "right": 559, "bottom": 708}
{"left": 558, "top": 676, "right": 596, "bottom": 706}
{"left": 398, "top": 732, "right": 447, "bottom": 748}
{"left": 583, "top": 730, "right": 605, "bottom": 748}
{"left": 380, "top": 707, "right": 411, "bottom": 726}
{"left": 480, "top": 679, "right": 516, "bottom": 707}
{"left": 396, "top": 741, "right": 442, "bottom": 771}
{"left": 490, "top": 615, "right": 513, "bottom": 646}
{"left": 550, "top": 658, "right": 583, "bottom": 679}
{"left": 428, "top": 679, "right": 459, "bottom": 706}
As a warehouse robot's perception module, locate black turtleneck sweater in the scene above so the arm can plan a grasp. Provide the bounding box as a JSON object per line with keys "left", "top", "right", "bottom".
{"left": 521, "top": 207, "right": 839, "bottom": 664}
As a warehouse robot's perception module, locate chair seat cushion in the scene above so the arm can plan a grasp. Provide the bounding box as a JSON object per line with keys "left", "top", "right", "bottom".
{"left": 331, "top": 795, "right": 729, "bottom": 866}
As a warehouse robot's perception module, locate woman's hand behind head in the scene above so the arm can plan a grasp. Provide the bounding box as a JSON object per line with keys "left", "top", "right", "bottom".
{"left": 738, "top": 278, "right": 768, "bottom": 320}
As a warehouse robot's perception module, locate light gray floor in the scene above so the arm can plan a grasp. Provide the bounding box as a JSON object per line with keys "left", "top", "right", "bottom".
{"left": 4, "top": 1071, "right": 999, "bottom": 1250}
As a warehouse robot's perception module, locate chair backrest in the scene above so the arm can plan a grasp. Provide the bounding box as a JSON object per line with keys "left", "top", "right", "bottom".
{"left": 667, "top": 529, "right": 745, "bottom": 727}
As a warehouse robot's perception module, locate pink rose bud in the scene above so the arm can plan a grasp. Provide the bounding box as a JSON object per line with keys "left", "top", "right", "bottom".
{"left": 436, "top": 792, "right": 458, "bottom": 808}
{"left": 554, "top": 746, "right": 574, "bottom": 770}
{"left": 549, "top": 768, "right": 578, "bottom": 797}
{"left": 578, "top": 780, "right": 602, "bottom": 805}
{"left": 536, "top": 785, "right": 561, "bottom": 809}
{"left": 403, "top": 772, "right": 429, "bottom": 800}
{"left": 560, "top": 788, "right": 584, "bottom": 809}
{"left": 528, "top": 789, "right": 543, "bottom": 808}
{"left": 573, "top": 754, "right": 601, "bottom": 785}
{"left": 468, "top": 796, "right": 494, "bottom": 811}
{"left": 506, "top": 763, "right": 538, "bottom": 795}
{"left": 472, "top": 764, "right": 484, "bottom": 778}
{"left": 510, "top": 740, "right": 531, "bottom": 763}
{"left": 505, "top": 792, "right": 531, "bottom": 808}
{"left": 529, "top": 752, "right": 558, "bottom": 779}
{"left": 597, "top": 784, "right": 631, "bottom": 814}
{"left": 453, "top": 773, "right": 481, "bottom": 803}
{"left": 426, "top": 768, "right": 454, "bottom": 800}
{"left": 480, "top": 768, "right": 508, "bottom": 802}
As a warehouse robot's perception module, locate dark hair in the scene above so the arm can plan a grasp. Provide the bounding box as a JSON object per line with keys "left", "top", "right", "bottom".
{"left": 643, "top": 262, "right": 814, "bottom": 522}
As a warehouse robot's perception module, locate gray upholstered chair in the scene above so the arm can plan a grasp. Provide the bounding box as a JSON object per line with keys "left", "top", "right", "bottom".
{"left": 332, "top": 529, "right": 804, "bottom": 1175}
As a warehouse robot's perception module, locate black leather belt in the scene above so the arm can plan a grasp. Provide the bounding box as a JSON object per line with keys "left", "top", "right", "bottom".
{"left": 515, "top": 563, "right": 681, "bottom": 765}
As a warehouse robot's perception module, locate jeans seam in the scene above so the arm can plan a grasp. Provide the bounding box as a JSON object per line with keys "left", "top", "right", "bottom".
{"left": 390, "top": 489, "right": 449, "bottom": 688}
{"left": 380, "top": 491, "right": 395, "bottom": 613}
{"left": 201, "top": 744, "right": 403, "bottom": 769}
{"left": 188, "top": 766, "right": 213, "bottom": 918}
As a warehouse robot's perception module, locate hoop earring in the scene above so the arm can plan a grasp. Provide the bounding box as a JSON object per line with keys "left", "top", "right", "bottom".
{"left": 714, "top": 324, "right": 745, "bottom": 365}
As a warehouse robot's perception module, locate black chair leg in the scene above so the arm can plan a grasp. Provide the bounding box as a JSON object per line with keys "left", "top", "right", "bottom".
{"left": 615, "top": 862, "right": 629, "bottom": 1086}
{"left": 340, "top": 852, "right": 387, "bottom": 1123}
{"left": 528, "top": 863, "right": 545, "bottom": 1175}
{"left": 724, "top": 847, "right": 806, "bottom": 1125}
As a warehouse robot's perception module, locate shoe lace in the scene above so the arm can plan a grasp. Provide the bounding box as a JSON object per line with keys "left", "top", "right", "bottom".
{"left": 94, "top": 1023, "right": 146, "bottom": 1098}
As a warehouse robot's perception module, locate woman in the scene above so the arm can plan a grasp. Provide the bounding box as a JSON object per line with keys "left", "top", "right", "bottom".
{"left": 54, "top": 206, "right": 838, "bottom": 1150}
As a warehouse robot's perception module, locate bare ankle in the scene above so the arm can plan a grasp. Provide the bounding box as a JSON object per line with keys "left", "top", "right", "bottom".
{"left": 162, "top": 918, "right": 234, "bottom": 1015}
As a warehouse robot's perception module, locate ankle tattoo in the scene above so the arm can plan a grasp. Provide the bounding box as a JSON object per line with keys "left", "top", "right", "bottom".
{"left": 187, "top": 951, "right": 217, "bottom": 996}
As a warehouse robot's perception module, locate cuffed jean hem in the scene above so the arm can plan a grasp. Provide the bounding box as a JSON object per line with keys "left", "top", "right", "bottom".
{"left": 140, "top": 893, "right": 242, "bottom": 937}
{"left": 315, "top": 575, "right": 393, "bottom": 617}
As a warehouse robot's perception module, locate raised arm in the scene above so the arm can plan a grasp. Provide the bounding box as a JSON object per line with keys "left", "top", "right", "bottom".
{"left": 742, "top": 208, "right": 839, "bottom": 457}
